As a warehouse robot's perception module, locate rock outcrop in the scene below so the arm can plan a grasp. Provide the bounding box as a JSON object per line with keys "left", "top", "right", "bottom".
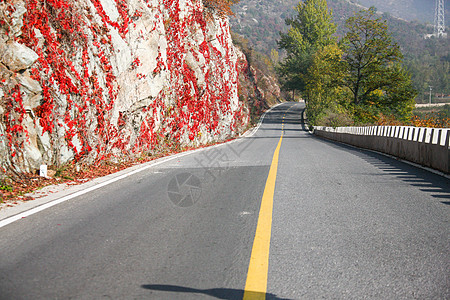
{"left": 235, "top": 44, "right": 281, "bottom": 123}
{"left": 0, "top": 0, "right": 250, "bottom": 175}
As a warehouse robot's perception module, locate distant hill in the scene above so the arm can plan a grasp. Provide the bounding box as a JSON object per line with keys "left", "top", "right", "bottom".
{"left": 230, "top": 0, "right": 298, "bottom": 55}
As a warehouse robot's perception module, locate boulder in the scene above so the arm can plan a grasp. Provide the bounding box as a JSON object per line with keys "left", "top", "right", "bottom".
{"left": 17, "top": 72, "right": 42, "bottom": 94}
{"left": 1, "top": 42, "right": 39, "bottom": 72}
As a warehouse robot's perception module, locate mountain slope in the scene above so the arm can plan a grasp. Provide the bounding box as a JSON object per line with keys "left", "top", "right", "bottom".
{"left": 354, "top": 0, "right": 436, "bottom": 23}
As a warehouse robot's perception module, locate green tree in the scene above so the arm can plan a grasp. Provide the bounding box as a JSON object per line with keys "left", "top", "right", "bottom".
{"left": 277, "top": 0, "right": 336, "bottom": 95}
{"left": 306, "top": 43, "right": 353, "bottom": 126}
{"left": 382, "top": 64, "right": 417, "bottom": 121}
{"left": 340, "top": 7, "right": 415, "bottom": 110}
{"left": 305, "top": 7, "right": 417, "bottom": 125}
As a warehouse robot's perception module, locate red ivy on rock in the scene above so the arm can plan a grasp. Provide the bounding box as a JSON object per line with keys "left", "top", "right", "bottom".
{"left": 1, "top": 0, "right": 246, "bottom": 171}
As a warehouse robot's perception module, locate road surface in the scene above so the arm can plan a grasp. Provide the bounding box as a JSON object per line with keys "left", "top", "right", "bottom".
{"left": 0, "top": 102, "right": 448, "bottom": 299}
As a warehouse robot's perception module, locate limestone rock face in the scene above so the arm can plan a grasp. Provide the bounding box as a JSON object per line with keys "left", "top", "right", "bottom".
{"left": 1, "top": 41, "right": 39, "bottom": 71}
{"left": 0, "top": 0, "right": 250, "bottom": 174}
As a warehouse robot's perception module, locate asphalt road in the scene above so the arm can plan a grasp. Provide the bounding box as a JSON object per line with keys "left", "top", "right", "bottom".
{"left": 0, "top": 102, "right": 448, "bottom": 299}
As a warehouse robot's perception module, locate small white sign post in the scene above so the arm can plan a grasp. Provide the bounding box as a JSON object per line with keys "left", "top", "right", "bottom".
{"left": 39, "top": 165, "right": 47, "bottom": 178}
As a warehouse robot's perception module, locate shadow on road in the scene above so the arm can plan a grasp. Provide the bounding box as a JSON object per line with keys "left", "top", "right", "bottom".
{"left": 314, "top": 137, "right": 450, "bottom": 205}
{"left": 141, "top": 284, "right": 291, "bottom": 300}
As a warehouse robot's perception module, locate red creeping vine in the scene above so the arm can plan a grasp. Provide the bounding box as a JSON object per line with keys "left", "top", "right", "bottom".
{"left": 1, "top": 0, "right": 247, "bottom": 170}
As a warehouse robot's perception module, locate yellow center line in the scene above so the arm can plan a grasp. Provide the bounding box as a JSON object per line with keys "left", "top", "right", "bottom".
{"left": 243, "top": 133, "right": 283, "bottom": 299}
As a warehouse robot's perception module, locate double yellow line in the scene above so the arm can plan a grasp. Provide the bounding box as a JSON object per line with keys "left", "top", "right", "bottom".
{"left": 243, "top": 105, "right": 294, "bottom": 299}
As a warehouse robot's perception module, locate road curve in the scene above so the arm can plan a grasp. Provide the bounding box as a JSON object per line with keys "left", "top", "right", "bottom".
{"left": 0, "top": 102, "right": 448, "bottom": 299}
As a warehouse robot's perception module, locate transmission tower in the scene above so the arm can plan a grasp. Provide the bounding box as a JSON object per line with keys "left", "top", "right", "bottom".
{"left": 434, "top": 0, "right": 446, "bottom": 38}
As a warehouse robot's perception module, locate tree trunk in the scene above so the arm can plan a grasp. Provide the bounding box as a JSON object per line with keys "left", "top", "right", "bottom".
{"left": 354, "top": 69, "right": 361, "bottom": 105}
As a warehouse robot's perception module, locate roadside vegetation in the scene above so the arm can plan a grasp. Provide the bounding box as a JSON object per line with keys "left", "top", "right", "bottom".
{"left": 411, "top": 105, "right": 450, "bottom": 128}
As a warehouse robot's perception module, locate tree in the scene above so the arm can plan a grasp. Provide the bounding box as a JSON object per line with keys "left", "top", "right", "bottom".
{"left": 381, "top": 64, "right": 417, "bottom": 121}
{"left": 340, "top": 7, "right": 415, "bottom": 107}
{"left": 277, "top": 0, "right": 336, "bottom": 95}
{"left": 305, "top": 43, "right": 353, "bottom": 126}
{"left": 303, "top": 7, "right": 417, "bottom": 126}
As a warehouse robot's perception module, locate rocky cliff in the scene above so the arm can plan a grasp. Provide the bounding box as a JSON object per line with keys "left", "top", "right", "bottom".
{"left": 0, "top": 0, "right": 253, "bottom": 175}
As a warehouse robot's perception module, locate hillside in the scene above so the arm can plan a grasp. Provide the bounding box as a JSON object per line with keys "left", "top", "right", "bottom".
{"left": 230, "top": 0, "right": 449, "bottom": 102}
{"left": 354, "top": 0, "right": 436, "bottom": 23}
{"left": 230, "top": 0, "right": 298, "bottom": 55}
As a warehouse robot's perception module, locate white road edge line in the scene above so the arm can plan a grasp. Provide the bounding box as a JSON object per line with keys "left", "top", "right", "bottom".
{"left": 0, "top": 102, "right": 289, "bottom": 229}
